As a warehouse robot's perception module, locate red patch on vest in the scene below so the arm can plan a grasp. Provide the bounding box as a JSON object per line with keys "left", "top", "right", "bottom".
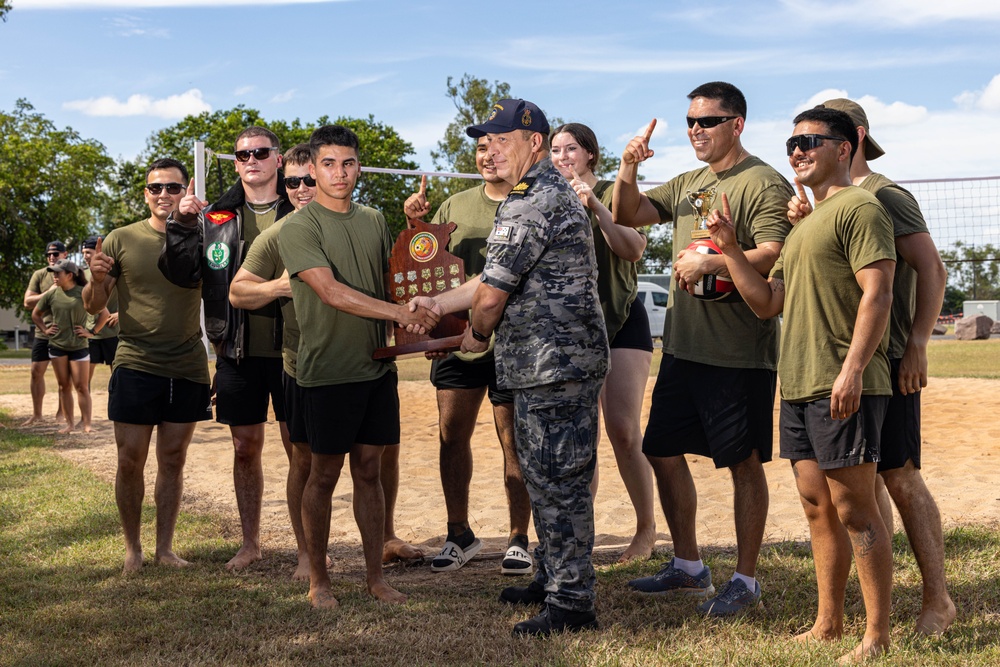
{"left": 206, "top": 210, "right": 235, "bottom": 225}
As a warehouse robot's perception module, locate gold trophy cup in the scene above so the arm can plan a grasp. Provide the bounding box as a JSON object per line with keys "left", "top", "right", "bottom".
{"left": 686, "top": 186, "right": 717, "bottom": 240}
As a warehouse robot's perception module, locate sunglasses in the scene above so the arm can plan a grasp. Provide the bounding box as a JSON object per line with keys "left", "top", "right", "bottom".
{"left": 145, "top": 182, "right": 187, "bottom": 195}
{"left": 686, "top": 116, "right": 738, "bottom": 129}
{"left": 46, "top": 252, "right": 62, "bottom": 257}
{"left": 284, "top": 175, "right": 316, "bottom": 190}
{"left": 786, "top": 134, "right": 847, "bottom": 156}
{"left": 234, "top": 147, "right": 279, "bottom": 162}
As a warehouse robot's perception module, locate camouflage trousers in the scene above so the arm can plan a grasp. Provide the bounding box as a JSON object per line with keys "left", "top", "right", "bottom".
{"left": 514, "top": 378, "right": 603, "bottom": 612}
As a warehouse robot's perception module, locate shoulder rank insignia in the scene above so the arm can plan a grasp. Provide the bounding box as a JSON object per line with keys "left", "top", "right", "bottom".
{"left": 206, "top": 210, "right": 235, "bottom": 225}
{"left": 509, "top": 178, "right": 535, "bottom": 196}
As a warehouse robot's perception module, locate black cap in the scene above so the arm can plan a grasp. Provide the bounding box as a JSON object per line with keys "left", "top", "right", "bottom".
{"left": 466, "top": 99, "right": 550, "bottom": 138}
{"left": 82, "top": 235, "right": 101, "bottom": 250}
{"left": 46, "top": 240, "right": 66, "bottom": 254}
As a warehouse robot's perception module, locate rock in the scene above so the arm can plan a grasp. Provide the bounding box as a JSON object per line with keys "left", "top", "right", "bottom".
{"left": 955, "top": 314, "right": 994, "bottom": 340}
{"left": 993, "top": 320, "right": 1000, "bottom": 334}
{"left": 932, "top": 324, "right": 947, "bottom": 336}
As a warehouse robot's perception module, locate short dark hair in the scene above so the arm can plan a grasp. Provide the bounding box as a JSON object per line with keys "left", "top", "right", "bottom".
{"left": 688, "top": 81, "right": 748, "bottom": 119}
{"left": 793, "top": 107, "right": 859, "bottom": 160}
{"left": 309, "top": 125, "right": 360, "bottom": 161}
{"left": 550, "top": 123, "right": 600, "bottom": 172}
{"left": 235, "top": 126, "right": 281, "bottom": 152}
{"left": 145, "top": 157, "right": 189, "bottom": 182}
{"left": 283, "top": 143, "right": 312, "bottom": 168}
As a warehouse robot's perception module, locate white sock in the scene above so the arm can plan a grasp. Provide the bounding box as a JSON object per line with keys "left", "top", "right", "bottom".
{"left": 673, "top": 557, "right": 704, "bottom": 576}
{"left": 732, "top": 572, "right": 756, "bottom": 591}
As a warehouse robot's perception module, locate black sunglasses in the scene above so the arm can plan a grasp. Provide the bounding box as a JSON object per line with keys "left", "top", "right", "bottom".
{"left": 234, "top": 147, "right": 279, "bottom": 162}
{"left": 145, "top": 182, "right": 186, "bottom": 195}
{"left": 284, "top": 175, "right": 316, "bottom": 189}
{"left": 786, "top": 134, "right": 847, "bottom": 156}
{"left": 46, "top": 252, "right": 61, "bottom": 257}
{"left": 686, "top": 116, "right": 738, "bottom": 129}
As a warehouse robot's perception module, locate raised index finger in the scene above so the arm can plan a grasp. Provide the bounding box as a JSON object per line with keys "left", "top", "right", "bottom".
{"left": 721, "top": 192, "right": 731, "bottom": 219}
{"left": 95, "top": 236, "right": 103, "bottom": 254}
{"left": 794, "top": 178, "right": 809, "bottom": 203}
{"left": 643, "top": 118, "right": 657, "bottom": 142}
{"left": 419, "top": 174, "right": 427, "bottom": 195}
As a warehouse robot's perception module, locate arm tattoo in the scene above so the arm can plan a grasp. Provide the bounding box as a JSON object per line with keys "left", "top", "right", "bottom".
{"left": 851, "top": 522, "right": 877, "bottom": 558}
{"left": 771, "top": 279, "right": 785, "bottom": 295}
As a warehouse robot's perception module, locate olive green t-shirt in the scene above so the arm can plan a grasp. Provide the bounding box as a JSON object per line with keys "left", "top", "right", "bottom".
{"left": 242, "top": 203, "right": 282, "bottom": 359}
{"left": 27, "top": 267, "right": 56, "bottom": 339}
{"left": 644, "top": 156, "right": 793, "bottom": 369}
{"left": 36, "top": 285, "right": 88, "bottom": 352}
{"left": 771, "top": 187, "right": 895, "bottom": 402}
{"left": 280, "top": 201, "right": 396, "bottom": 387}
{"left": 859, "top": 173, "right": 928, "bottom": 360}
{"left": 105, "top": 219, "right": 210, "bottom": 383}
{"left": 83, "top": 268, "right": 120, "bottom": 339}
{"left": 240, "top": 214, "right": 300, "bottom": 378}
{"left": 591, "top": 179, "right": 642, "bottom": 342}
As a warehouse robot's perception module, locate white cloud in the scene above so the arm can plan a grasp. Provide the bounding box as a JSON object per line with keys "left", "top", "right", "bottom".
{"left": 270, "top": 89, "right": 295, "bottom": 103}
{"left": 106, "top": 15, "right": 168, "bottom": 37}
{"left": 955, "top": 73, "right": 1000, "bottom": 112}
{"left": 615, "top": 118, "right": 668, "bottom": 145}
{"left": 20, "top": 0, "right": 345, "bottom": 7}
{"left": 795, "top": 90, "right": 928, "bottom": 126}
{"left": 780, "top": 0, "right": 1000, "bottom": 26}
{"left": 63, "top": 88, "right": 211, "bottom": 118}
{"left": 233, "top": 85, "right": 256, "bottom": 96}
{"left": 328, "top": 75, "right": 388, "bottom": 96}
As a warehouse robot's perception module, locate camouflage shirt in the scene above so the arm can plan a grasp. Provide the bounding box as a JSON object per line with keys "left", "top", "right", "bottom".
{"left": 481, "top": 157, "right": 609, "bottom": 390}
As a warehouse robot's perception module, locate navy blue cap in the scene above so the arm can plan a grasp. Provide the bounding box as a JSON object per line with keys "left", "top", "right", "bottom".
{"left": 46, "top": 240, "right": 66, "bottom": 254}
{"left": 82, "top": 235, "right": 102, "bottom": 250}
{"left": 466, "top": 99, "right": 550, "bottom": 138}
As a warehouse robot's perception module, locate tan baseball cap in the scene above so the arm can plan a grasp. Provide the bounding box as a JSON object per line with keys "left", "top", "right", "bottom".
{"left": 820, "top": 98, "right": 885, "bottom": 160}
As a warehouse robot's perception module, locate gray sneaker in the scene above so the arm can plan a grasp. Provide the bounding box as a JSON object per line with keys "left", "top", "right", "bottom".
{"left": 627, "top": 557, "right": 715, "bottom": 597}
{"left": 697, "top": 578, "right": 761, "bottom": 617}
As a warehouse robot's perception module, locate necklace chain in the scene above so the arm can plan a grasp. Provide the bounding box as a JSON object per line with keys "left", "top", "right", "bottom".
{"left": 715, "top": 147, "right": 745, "bottom": 184}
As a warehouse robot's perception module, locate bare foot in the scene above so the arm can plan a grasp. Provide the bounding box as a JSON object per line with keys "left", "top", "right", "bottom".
{"left": 369, "top": 579, "right": 407, "bottom": 604}
{"left": 123, "top": 550, "right": 144, "bottom": 574}
{"left": 20, "top": 416, "right": 42, "bottom": 427}
{"left": 82, "top": 423, "right": 92, "bottom": 434}
{"left": 916, "top": 597, "right": 957, "bottom": 635}
{"left": 618, "top": 528, "right": 656, "bottom": 563}
{"left": 837, "top": 637, "right": 888, "bottom": 663}
{"left": 794, "top": 627, "right": 842, "bottom": 643}
{"left": 225, "top": 545, "right": 262, "bottom": 571}
{"left": 292, "top": 553, "right": 331, "bottom": 581}
{"left": 75, "top": 420, "right": 84, "bottom": 430}
{"left": 154, "top": 551, "right": 192, "bottom": 567}
{"left": 57, "top": 424, "right": 74, "bottom": 434}
{"left": 308, "top": 586, "right": 340, "bottom": 610}
{"left": 382, "top": 537, "right": 425, "bottom": 563}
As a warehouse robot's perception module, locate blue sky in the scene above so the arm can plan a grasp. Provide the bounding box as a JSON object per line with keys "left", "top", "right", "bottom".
{"left": 3, "top": 0, "right": 1000, "bottom": 184}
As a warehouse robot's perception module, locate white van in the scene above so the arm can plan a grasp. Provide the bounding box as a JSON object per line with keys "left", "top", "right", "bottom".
{"left": 635, "top": 281, "right": 669, "bottom": 340}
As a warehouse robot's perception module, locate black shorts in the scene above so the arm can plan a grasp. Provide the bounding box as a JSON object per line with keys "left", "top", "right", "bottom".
{"left": 215, "top": 356, "right": 286, "bottom": 426}
{"left": 89, "top": 336, "right": 118, "bottom": 366}
{"left": 430, "top": 353, "right": 513, "bottom": 405}
{"left": 108, "top": 367, "right": 213, "bottom": 425}
{"left": 282, "top": 370, "right": 308, "bottom": 445}
{"left": 302, "top": 372, "right": 401, "bottom": 455}
{"left": 878, "top": 358, "right": 921, "bottom": 472}
{"left": 610, "top": 298, "right": 654, "bottom": 352}
{"left": 49, "top": 346, "right": 90, "bottom": 362}
{"left": 642, "top": 355, "right": 775, "bottom": 468}
{"left": 779, "top": 395, "right": 889, "bottom": 470}
{"left": 31, "top": 336, "right": 50, "bottom": 363}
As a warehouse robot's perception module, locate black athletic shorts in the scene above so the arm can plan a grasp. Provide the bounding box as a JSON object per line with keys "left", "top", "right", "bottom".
{"left": 282, "top": 370, "right": 308, "bottom": 445}
{"left": 878, "top": 358, "right": 921, "bottom": 472}
{"left": 430, "top": 353, "right": 513, "bottom": 405}
{"left": 642, "top": 354, "right": 775, "bottom": 468}
{"left": 108, "top": 367, "right": 213, "bottom": 425}
{"left": 49, "top": 346, "right": 90, "bottom": 362}
{"left": 31, "top": 336, "right": 50, "bottom": 363}
{"left": 610, "top": 298, "right": 654, "bottom": 352}
{"left": 89, "top": 336, "right": 118, "bottom": 366}
{"left": 302, "top": 372, "right": 401, "bottom": 455}
{"left": 215, "top": 356, "right": 286, "bottom": 426}
{"left": 780, "top": 395, "right": 889, "bottom": 470}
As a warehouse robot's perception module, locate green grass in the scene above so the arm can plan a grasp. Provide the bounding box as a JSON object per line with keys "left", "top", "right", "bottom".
{"left": 2, "top": 411, "right": 999, "bottom": 665}
{"left": 0, "top": 348, "right": 31, "bottom": 359}
{"left": 927, "top": 338, "right": 1000, "bottom": 378}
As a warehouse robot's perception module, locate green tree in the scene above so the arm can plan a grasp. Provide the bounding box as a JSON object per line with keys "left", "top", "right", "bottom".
{"left": 940, "top": 241, "right": 1000, "bottom": 302}
{"left": 638, "top": 225, "right": 673, "bottom": 274}
{"left": 0, "top": 99, "right": 114, "bottom": 311}
{"left": 1, "top": 0, "right": 10, "bottom": 22}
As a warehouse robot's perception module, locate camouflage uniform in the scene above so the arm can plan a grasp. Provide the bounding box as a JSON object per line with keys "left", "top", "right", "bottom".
{"left": 481, "top": 156, "right": 609, "bottom": 612}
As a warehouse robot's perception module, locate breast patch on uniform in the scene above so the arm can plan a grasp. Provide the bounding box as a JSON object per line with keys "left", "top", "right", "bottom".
{"left": 493, "top": 224, "right": 514, "bottom": 242}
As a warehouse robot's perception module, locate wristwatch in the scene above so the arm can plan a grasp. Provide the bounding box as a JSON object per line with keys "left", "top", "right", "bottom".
{"left": 470, "top": 326, "right": 490, "bottom": 343}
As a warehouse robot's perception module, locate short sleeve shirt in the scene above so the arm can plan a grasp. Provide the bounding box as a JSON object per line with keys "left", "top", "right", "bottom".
{"left": 280, "top": 201, "right": 396, "bottom": 387}
{"left": 27, "top": 267, "right": 56, "bottom": 338}
{"left": 859, "top": 173, "right": 929, "bottom": 360}
{"left": 481, "top": 158, "right": 609, "bottom": 389}
{"left": 104, "top": 219, "right": 210, "bottom": 383}
{"left": 591, "top": 179, "right": 643, "bottom": 342}
{"left": 241, "top": 204, "right": 282, "bottom": 359}
{"left": 771, "top": 187, "right": 896, "bottom": 402}
{"left": 643, "top": 156, "right": 793, "bottom": 369}
{"left": 36, "top": 285, "right": 88, "bottom": 352}
{"left": 241, "top": 215, "right": 300, "bottom": 378}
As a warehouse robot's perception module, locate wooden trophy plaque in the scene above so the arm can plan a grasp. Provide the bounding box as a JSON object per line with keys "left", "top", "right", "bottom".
{"left": 373, "top": 218, "right": 468, "bottom": 360}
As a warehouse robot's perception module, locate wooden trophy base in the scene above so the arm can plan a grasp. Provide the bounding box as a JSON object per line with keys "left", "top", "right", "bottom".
{"left": 690, "top": 229, "right": 711, "bottom": 239}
